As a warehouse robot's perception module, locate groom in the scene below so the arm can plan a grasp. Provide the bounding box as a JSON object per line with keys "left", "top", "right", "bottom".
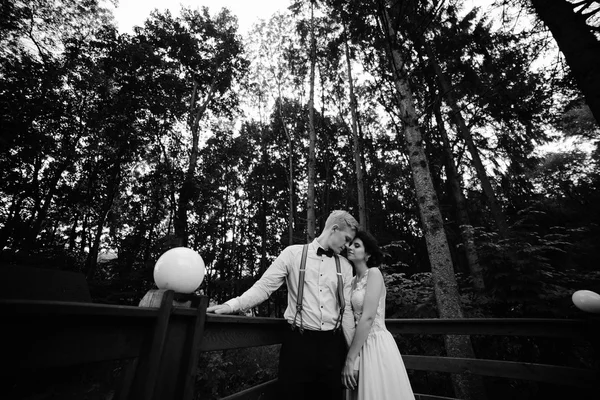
{"left": 207, "top": 210, "right": 359, "bottom": 399}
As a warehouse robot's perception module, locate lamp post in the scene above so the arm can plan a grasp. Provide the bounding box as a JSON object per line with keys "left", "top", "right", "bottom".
{"left": 139, "top": 247, "right": 206, "bottom": 308}
{"left": 119, "top": 247, "right": 208, "bottom": 400}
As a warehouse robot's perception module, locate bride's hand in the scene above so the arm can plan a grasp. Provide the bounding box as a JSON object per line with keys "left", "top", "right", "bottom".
{"left": 342, "top": 358, "right": 359, "bottom": 390}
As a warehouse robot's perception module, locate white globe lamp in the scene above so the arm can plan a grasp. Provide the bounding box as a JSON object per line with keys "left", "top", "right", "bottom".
{"left": 153, "top": 247, "right": 206, "bottom": 294}
{"left": 572, "top": 290, "right": 600, "bottom": 314}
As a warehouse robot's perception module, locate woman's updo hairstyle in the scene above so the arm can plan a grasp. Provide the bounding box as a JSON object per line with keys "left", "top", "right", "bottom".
{"left": 354, "top": 230, "right": 384, "bottom": 268}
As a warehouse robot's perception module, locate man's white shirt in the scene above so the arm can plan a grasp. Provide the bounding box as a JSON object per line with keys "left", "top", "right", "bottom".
{"left": 225, "top": 238, "right": 356, "bottom": 348}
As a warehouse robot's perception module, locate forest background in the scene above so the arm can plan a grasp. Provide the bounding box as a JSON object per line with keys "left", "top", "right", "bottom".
{"left": 1, "top": 0, "right": 600, "bottom": 399}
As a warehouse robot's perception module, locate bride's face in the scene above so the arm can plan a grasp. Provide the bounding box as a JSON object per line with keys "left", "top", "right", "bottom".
{"left": 347, "top": 238, "right": 368, "bottom": 262}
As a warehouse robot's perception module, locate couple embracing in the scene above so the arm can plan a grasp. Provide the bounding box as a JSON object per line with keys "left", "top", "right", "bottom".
{"left": 207, "top": 210, "right": 415, "bottom": 400}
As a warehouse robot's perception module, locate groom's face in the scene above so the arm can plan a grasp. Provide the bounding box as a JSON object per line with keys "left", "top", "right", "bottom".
{"left": 328, "top": 225, "right": 355, "bottom": 255}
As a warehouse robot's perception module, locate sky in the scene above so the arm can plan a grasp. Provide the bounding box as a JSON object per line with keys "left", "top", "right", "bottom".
{"left": 110, "top": 0, "right": 289, "bottom": 34}
{"left": 109, "top": 0, "right": 499, "bottom": 34}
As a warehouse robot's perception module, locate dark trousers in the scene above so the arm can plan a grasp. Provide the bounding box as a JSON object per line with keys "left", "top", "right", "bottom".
{"left": 278, "top": 326, "right": 346, "bottom": 400}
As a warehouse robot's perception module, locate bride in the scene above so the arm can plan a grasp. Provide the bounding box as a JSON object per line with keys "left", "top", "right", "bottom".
{"left": 342, "top": 230, "right": 416, "bottom": 400}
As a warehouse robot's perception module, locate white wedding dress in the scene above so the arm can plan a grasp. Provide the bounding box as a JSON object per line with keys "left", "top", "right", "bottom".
{"left": 348, "top": 269, "right": 416, "bottom": 400}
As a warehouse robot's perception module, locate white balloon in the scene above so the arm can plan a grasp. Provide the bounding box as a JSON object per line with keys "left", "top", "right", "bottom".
{"left": 572, "top": 290, "right": 600, "bottom": 313}
{"left": 154, "top": 247, "right": 206, "bottom": 294}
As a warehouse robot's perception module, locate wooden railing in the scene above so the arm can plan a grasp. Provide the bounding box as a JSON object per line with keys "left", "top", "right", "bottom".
{"left": 2, "top": 292, "right": 599, "bottom": 400}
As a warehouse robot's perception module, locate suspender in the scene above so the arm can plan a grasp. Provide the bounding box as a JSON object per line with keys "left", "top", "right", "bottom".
{"left": 291, "top": 244, "right": 346, "bottom": 333}
{"left": 333, "top": 255, "right": 346, "bottom": 331}
{"left": 292, "top": 245, "right": 309, "bottom": 332}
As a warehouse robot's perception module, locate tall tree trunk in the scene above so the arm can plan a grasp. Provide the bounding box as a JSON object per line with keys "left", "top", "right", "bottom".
{"left": 68, "top": 212, "right": 79, "bottom": 251}
{"left": 362, "top": 125, "right": 387, "bottom": 231}
{"left": 123, "top": 224, "right": 147, "bottom": 274}
{"left": 278, "top": 98, "right": 296, "bottom": 246}
{"left": 277, "top": 95, "right": 296, "bottom": 245}
{"left": 260, "top": 124, "right": 269, "bottom": 277}
{"left": 321, "top": 67, "right": 332, "bottom": 226}
{"left": 86, "top": 220, "right": 104, "bottom": 281}
{"left": 424, "top": 42, "right": 510, "bottom": 240}
{"left": 143, "top": 213, "right": 160, "bottom": 275}
{"left": 175, "top": 80, "right": 218, "bottom": 247}
{"left": 433, "top": 101, "right": 485, "bottom": 291}
{"left": 86, "top": 164, "right": 121, "bottom": 280}
{"left": 27, "top": 165, "right": 66, "bottom": 248}
{"left": 531, "top": 0, "right": 600, "bottom": 124}
{"left": 379, "top": 4, "right": 486, "bottom": 399}
{"left": 288, "top": 135, "right": 295, "bottom": 245}
{"left": 344, "top": 32, "right": 367, "bottom": 228}
{"left": 80, "top": 214, "right": 88, "bottom": 255}
{"left": 306, "top": 0, "right": 317, "bottom": 240}
{"left": 415, "top": 37, "right": 485, "bottom": 291}
{"left": 80, "top": 162, "right": 97, "bottom": 257}
{"left": 27, "top": 123, "right": 86, "bottom": 249}
{"left": 28, "top": 155, "right": 43, "bottom": 228}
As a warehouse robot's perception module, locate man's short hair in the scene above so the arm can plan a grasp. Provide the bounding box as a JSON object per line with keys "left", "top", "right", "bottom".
{"left": 324, "top": 210, "right": 359, "bottom": 232}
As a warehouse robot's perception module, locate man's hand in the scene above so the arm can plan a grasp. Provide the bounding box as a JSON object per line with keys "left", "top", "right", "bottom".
{"left": 206, "top": 304, "right": 233, "bottom": 314}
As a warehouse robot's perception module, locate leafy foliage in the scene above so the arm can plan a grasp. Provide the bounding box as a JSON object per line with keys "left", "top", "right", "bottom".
{"left": 195, "top": 346, "right": 280, "bottom": 399}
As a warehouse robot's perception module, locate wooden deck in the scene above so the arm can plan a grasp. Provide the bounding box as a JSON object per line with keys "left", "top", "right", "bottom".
{"left": 1, "top": 294, "right": 599, "bottom": 399}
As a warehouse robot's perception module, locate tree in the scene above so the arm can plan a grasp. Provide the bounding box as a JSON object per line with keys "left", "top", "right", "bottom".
{"left": 425, "top": 41, "right": 511, "bottom": 240}
{"left": 248, "top": 11, "right": 308, "bottom": 244}
{"left": 138, "top": 7, "right": 248, "bottom": 246}
{"left": 344, "top": 25, "right": 368, "bottom": 228}
{"left": 529, "top": 0, "right": 600, "bottom": 124}
{"left": 0, "top": 2, "right": 119, "bottom": 255}
{"left": 377, "top": 1, "right": 486, "bottom": 398}
{"left": 306, "top": 0, "right": 318, "bottom": 240}
{"left": 432, "top": 96, "right": 486, "bottom": 291}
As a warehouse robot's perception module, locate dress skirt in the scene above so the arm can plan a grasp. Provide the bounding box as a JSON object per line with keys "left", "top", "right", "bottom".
{"left": 347, "top": 329, "right": 415, "bottom": 400}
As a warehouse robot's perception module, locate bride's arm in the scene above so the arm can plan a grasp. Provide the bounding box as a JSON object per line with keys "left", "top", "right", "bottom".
{"left": 342, "top": 268, "right": 384, "bottom": 389}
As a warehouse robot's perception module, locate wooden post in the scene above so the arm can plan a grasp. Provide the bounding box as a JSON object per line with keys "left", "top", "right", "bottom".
{"left": 117, "top": 290, "right": 208, "bottom": 400}
{"left": 182, "top": 296, "right": 209, "bottom": 399}
{"left": 133, "top": 289, "right": 174, "bottom": 400}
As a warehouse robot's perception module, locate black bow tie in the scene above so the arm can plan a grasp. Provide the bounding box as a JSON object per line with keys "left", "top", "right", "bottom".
{"left": 317, "top": 247, "right": 334, "bottom": 257}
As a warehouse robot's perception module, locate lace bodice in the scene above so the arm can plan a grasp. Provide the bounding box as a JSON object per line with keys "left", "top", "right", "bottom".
{"left": 350, "top": 269, "right": 387, "bottom": 335}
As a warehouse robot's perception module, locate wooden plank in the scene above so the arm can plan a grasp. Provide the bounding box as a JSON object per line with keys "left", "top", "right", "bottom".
{"left": 219, "top": 379, "right": 278, "bottom": 400}
{"left": 153, "top": 313, "right": 191, "bottom": 399}
{"left": 152, "top": 300, "right": 210, "bottom": 400}
{"left": 199, "top": 314, "right": 288, "bottom": 351}
{"left": 130, "top": 290, "right": 174, "bottom": 400}
{"left": 182, "top": 296, "right": 209, "bottom": 400}
{"left": 198, "top": 314, "right": 600, "bottom": 351}
{"left": 198, "top": 315, "right": 599, "bottom": 351}
{"left": 216, "top": 380, "right": 458, "bottom": 400}
{"left": 0, "top": 299, "right": 161, "bottom": 318}
{"left": 415, "top": 394, "right": 458, "bottom": 400}
{"left": 402, "top": 355, "right": 600, "bottom": 388}
{"left": 386, "top": 318, "right": 597, "bottom": 339}
{"left": 115, "top": 358, "right": 139, "bottom": 400}
{"left": 4, "top": 303, "right": 596, "bottom": 337}
{"left": 204, "top": 314, "right": 290, "bottom": 325}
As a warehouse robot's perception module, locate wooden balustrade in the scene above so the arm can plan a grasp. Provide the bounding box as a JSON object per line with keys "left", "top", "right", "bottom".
{"left": 1, "top": 294, "right": 599, "bottom": 400}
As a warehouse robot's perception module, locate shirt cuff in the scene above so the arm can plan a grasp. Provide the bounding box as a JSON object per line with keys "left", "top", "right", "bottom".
{"left": 224, "top": 298, "right": 240, "bottom": 312}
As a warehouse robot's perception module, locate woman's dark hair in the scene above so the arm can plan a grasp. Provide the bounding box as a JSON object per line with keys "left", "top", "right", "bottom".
{"left": 354, "top": 230, "right": 384, "bottom": 268}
